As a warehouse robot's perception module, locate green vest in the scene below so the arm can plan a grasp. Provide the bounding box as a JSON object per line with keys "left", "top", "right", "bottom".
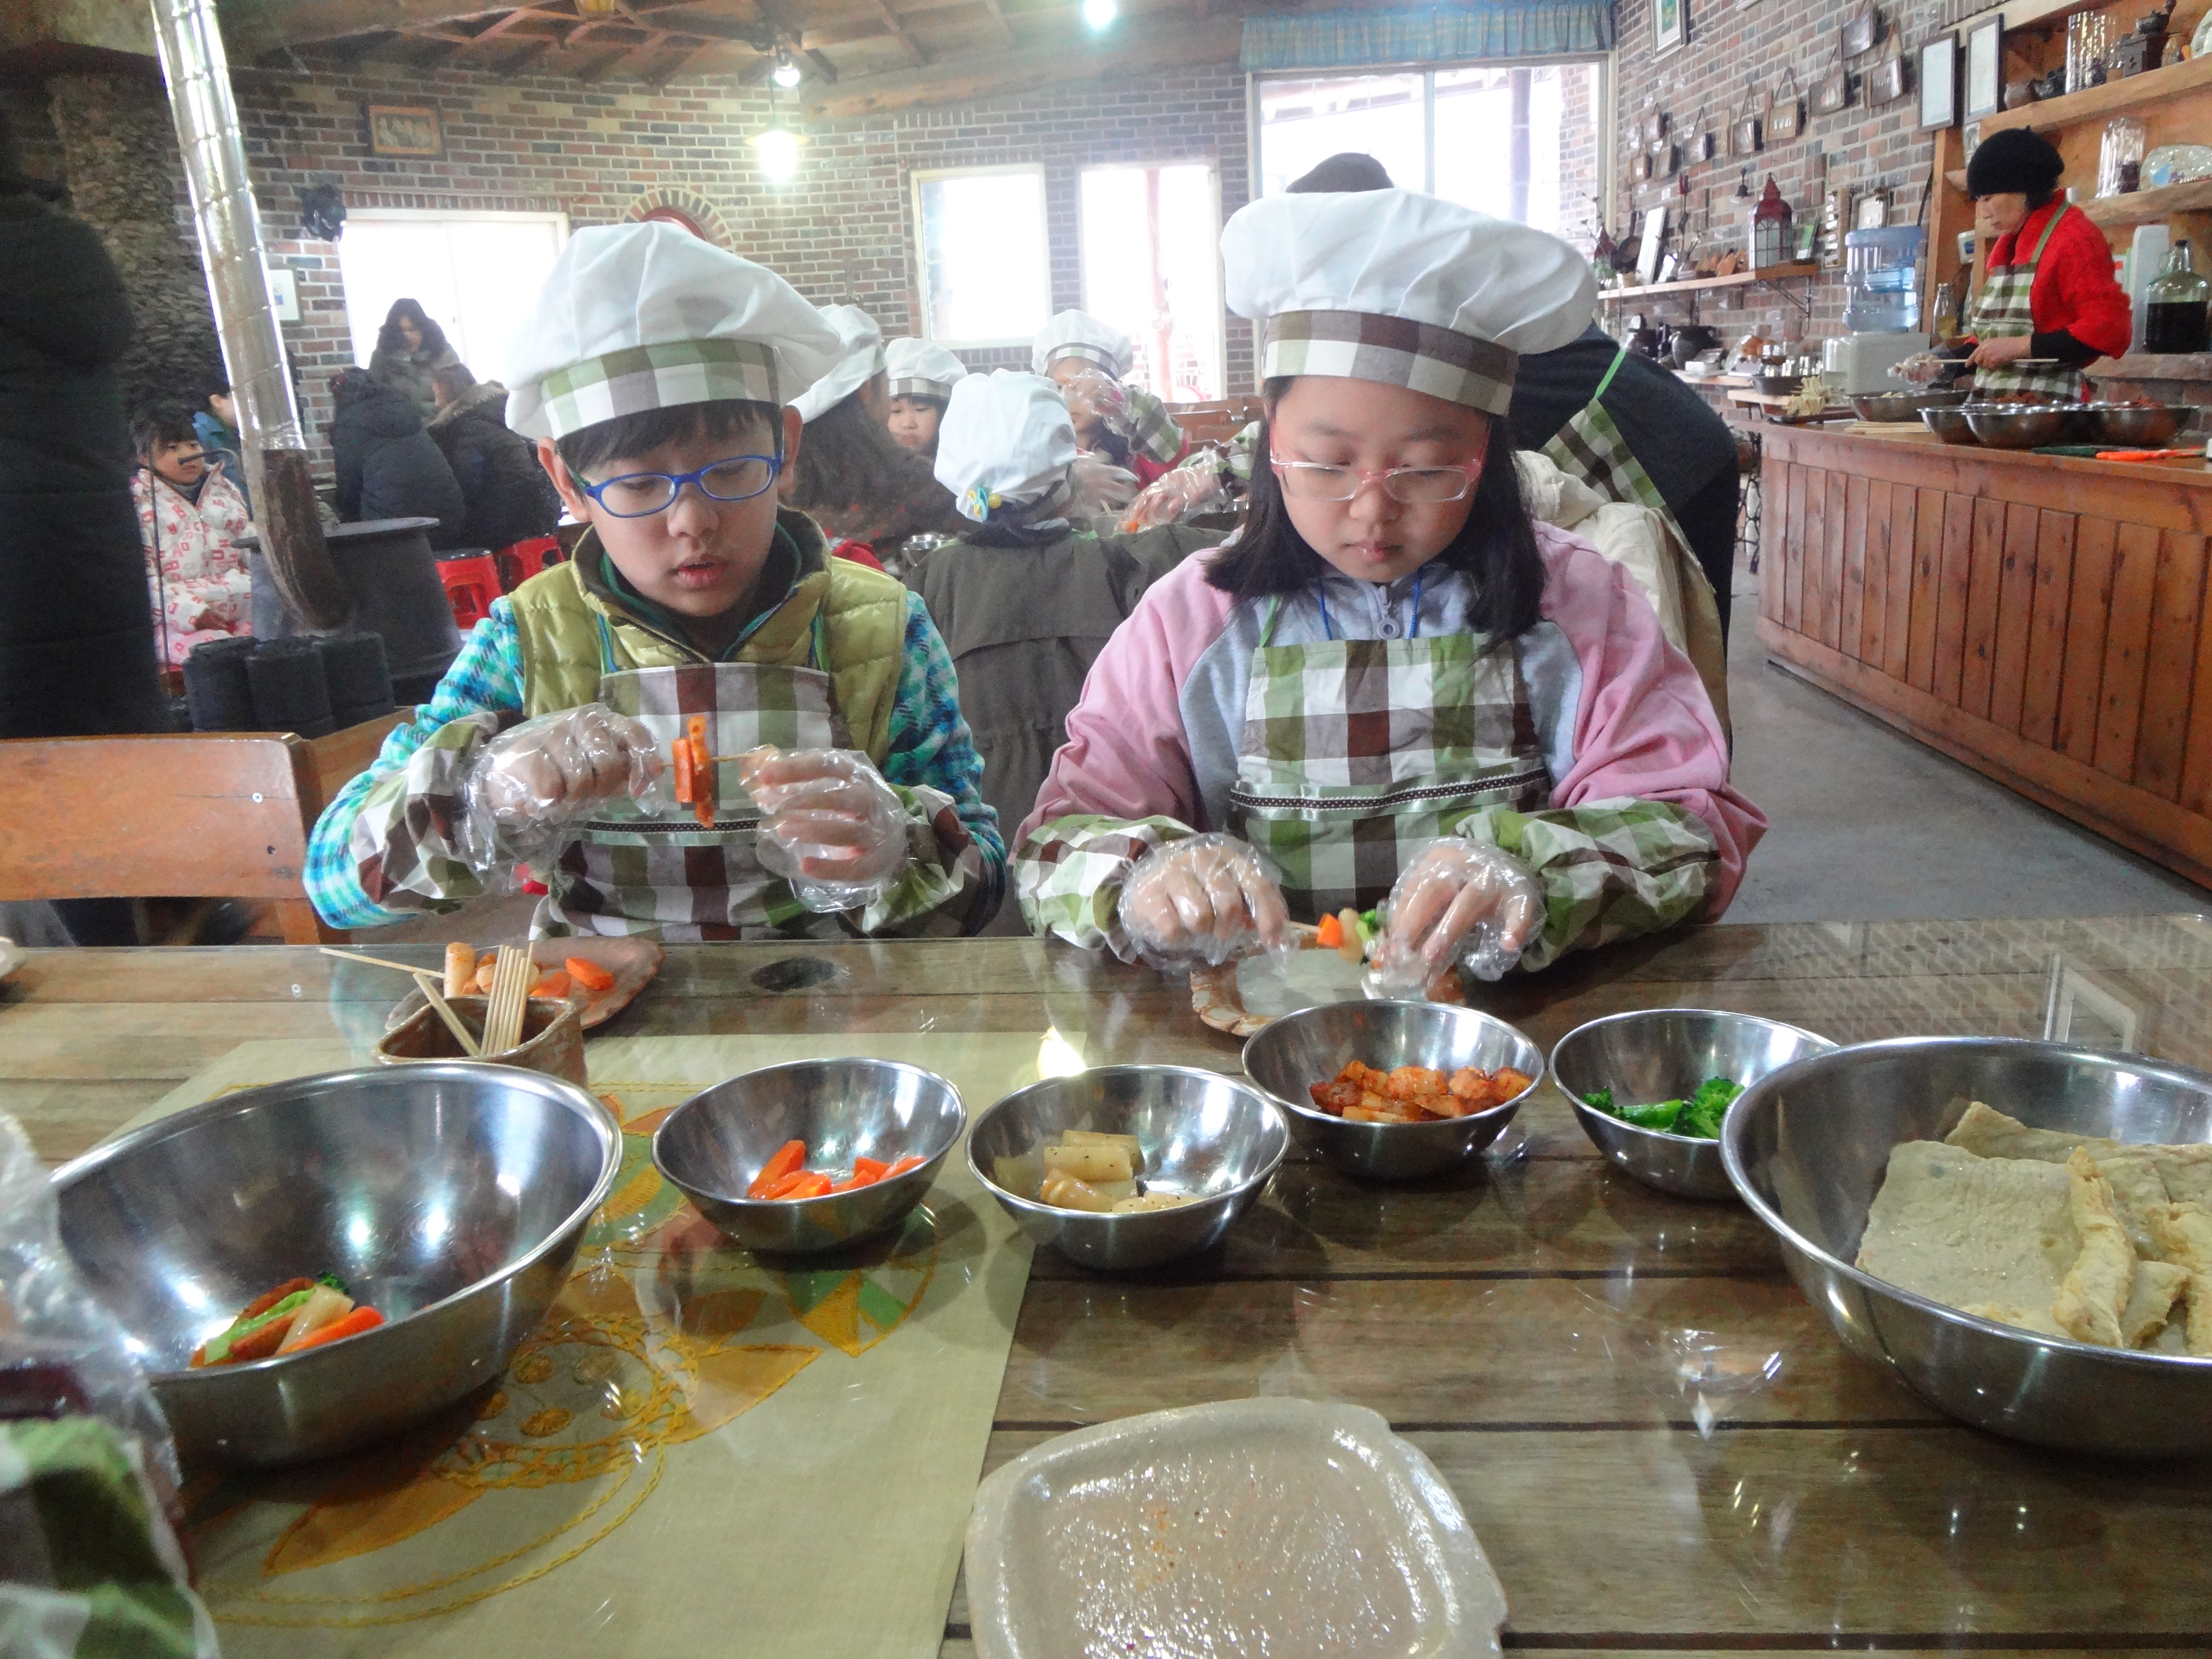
{"left": 505, "top": 509, "right": 910, "bottom": 762}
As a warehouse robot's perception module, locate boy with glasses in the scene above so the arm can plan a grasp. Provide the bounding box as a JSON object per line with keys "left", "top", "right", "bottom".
{"left": 305, "top": 223, "right": 1002, "bottom": 939}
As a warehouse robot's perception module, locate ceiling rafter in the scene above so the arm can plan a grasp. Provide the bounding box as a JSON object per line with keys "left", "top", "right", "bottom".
{"left": 863, "top": 0, "right": 927, "bottom": 64}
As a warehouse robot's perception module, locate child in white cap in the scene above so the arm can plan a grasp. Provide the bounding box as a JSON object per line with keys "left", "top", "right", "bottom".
{"left": 784, "top": 305, "right": 963, "bottom": 571}
{"left": 882, "top": 338, "right": 967, "bottom": 456}
{"left": 1031, "top": 310, "right": 1189, "bottom": 486}
{"left": 914, "top": 371, "right": 1221, "bottom": 909}
{"left": 1018, "top": 192, "right": 1764, "bottom": 982}
{"left": 305, "top": 223, "right": 1002, "bottom": 939}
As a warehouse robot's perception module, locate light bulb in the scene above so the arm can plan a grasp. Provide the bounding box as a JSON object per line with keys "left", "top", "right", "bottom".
{"left": 753, "top": 126, "right": 801, "bottom": 182}
{"left": 1081, "top": 0, "right": 1116, "bottom": 29}
{"left": 772, "top": 51, "right": 801, "bottom": 87}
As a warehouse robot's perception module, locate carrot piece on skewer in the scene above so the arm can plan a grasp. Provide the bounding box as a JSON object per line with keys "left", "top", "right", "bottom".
{"left": 673, "top": 736, "right": 696, "bottom": 805}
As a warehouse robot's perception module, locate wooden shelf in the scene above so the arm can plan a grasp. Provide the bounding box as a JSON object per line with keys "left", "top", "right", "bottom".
{"left": 2077, "top": 175, "right": 2212, "bottom": 227}
{"left": 1980, "top": 51, "right": 2212, "bottom": 138}
{"left": 1599, "top": 263, "right": 1821, "bottom": 302}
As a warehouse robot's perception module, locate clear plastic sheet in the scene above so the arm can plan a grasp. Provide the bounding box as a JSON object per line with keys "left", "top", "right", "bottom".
{"left": 0, "top": 1113, "right": 183, "bottom": 1508}
{"left": 1119, "top": 448, "right": 1233, "bottom": 531}
{"left": 459, "top": 703, "right": 668, "bottom": 879}
{"left": 1119, "top": 833, "right": 1288, "bottom": 969}
{"left": 738, "top": 746, "right": 909, "bottom": 914}
{"left": 1364, "top": 840, "right": 1545, "bottom": 997}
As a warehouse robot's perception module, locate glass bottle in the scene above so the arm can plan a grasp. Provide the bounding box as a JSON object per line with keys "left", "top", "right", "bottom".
{"left": 1932, "top": 281, "right": 1961, "bottom": 344}
{"left": 2145, "top": 240, "right": 2211, "bottom": 354}
{"left": 2099, "top": 117, "right": 2149, "bottom": 198}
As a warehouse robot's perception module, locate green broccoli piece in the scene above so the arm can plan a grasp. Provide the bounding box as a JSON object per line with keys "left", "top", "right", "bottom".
{"left": 1619, "top": 1099, "right": 1685, "bottom": 1131}
{"left": 1584, "top": 1087, "right": 1615, "bottom": 1113}
{"left": 1675, "top": 1076, "right": 1743, "bottom": 1140}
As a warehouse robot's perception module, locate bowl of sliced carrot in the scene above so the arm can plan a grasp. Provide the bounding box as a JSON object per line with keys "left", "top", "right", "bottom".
{"left": 652, "top": 1059, "right": 965, "bottom": 1254}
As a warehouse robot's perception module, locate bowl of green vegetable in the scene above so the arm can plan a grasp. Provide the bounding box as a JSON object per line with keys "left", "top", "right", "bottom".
{"left": 1550, "top": 1010, "right": 1836, "bottom": 1201}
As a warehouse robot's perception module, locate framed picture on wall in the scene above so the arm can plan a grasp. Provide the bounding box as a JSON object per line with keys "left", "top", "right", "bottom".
{"left": 364, "top": 104, "right": 441, "bottom": 158}
{"left": 1653, "top": 0, "right": 1689, "bottom": 59}
{"left": 1963, "top": 16, "right": 2004, "bottom": 122}
{"left": 1919, "top": 36, "right": 1958, "bottom": 130}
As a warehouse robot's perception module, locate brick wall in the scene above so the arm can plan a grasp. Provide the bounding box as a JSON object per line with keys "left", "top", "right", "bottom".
{"left": 1611, "top": 0, "right": 2006, "bottom": 343}
{"left": 230, "top": 59, "right": 1253, "bottom": 460}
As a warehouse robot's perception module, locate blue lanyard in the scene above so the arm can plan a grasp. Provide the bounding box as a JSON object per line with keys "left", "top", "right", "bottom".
{"left": 1315, "top": 568, "right": 1423, "bottom": 642}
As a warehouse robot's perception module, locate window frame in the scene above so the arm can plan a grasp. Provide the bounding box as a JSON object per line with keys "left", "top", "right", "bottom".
{"left": 909, "top": 162, "right": 1055, "bottom": 350}
{"left": 1074, "top": 157, "right": 1227, "bottom": 400}
{"left": 335, "top": 206, "right": 571, "bottom": 371}
{"left": 1246, "top": 56, "right": 1615, "bottom": 238}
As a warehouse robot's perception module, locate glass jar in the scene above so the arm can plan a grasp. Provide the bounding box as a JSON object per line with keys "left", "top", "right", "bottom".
{"left": 2099, "top": 117, "right": 2149, "bottom": 198}
{"left": 1932, "top": 282, "right": 1961, "bottom": 344}
{"left": 2145, "top": 240, "right": 2210, "bottom": 354}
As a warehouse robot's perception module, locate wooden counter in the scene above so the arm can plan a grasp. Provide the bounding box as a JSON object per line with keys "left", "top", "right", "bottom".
{"left": 1758, "top": 424, "right": 2212, "bottom": 888}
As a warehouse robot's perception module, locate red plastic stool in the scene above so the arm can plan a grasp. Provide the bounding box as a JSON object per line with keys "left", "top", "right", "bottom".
{"left": 436, "top": 551, "right": 501, "bottom": 630}
{"left": 495, "top": 535, "right": 564, "bottom": 593}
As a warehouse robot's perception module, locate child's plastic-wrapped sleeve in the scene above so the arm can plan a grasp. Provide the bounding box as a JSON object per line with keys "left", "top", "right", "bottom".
{"left": 1364, "top": 839, "right": 1545, "bottom": 997}
{"left": 457, "top": 703, "right": 669, "bottom": 878}
{"left": 1118, "top": 832, "right": 1288, "bottom": 969}
{"left": 740, "top": 747, "right": 910, "bottom": 914}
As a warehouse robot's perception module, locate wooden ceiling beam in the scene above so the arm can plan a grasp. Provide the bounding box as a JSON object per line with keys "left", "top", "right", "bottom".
{"left": 801, "top": 9, "right": 1238, "bottom": 115}
{"left": 973, "top": 0, "right": 1015, "bottom": 48}
{"left": 865, "top": 0, "right": 928, "bottom": 64}
{"left": 221, "top": 0, "right": 513, "bottom": 56}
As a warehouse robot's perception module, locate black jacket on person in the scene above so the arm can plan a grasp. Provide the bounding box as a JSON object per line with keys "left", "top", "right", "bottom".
{"left": 0, "top": 193, "right": 168, "bottom": 740}
{"left": 425, "top": 380, "right": 560, "bottom": 550}
{"left": 328, "top": 372, "right": 467, "bottom": 548}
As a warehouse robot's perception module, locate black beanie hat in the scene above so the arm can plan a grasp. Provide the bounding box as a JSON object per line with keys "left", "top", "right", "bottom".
{"left": 1965, "top": 128, "right": 2065, "bottom": 199}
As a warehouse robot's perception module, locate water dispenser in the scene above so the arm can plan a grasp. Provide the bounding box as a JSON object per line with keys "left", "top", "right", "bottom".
{"left": 1832, "top": 224, "right": 1929, "bottom": 393}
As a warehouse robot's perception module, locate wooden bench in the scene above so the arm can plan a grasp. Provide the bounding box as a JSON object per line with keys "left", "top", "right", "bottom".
{"left": 0, "top": 711, "right": 409, "bottom": 945}
{"left": 1167, "top": 397, "right": 1264, "bottom": 447}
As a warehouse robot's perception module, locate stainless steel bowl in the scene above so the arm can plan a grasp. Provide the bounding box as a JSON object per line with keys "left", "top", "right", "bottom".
{"left": 2085, "top": 402, "right": 2197, "bottom": 448}
{"left": 1921, "top": 405, "right": 1978, "bottom": 445}
{"left": 1241, "top": 1000, "right": 1544, "bottom": 1181}
{"left": 54, "top": 1064, "right": 620, "bottom": 1467}
{"left": 653, "top": 1058, "right": 964, "bottom": 1254}
{"left": 1721, "top": 1036, "right": 2212, "bottom": 1457}
{"left": 1961, "top": 402, "right": 2067, "bottom": 449}
{"left": 1550, "top": 1010, "right": 1837, "bottom": 1201}
{"left": 1851, "top": 388, "right": 1969, "bottom": 423}
{"left": 968, "top": 1066, "right": 1288, "bottom": 1270}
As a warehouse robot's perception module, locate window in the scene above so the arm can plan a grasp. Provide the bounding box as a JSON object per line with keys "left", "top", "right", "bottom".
{"left": 913, "top": 165, "right": 1052, "bottom": 349}
{"left": 1255, "top": 62, "right": 1605, "bottom": 247}
{"left": 1078, "top": 163, "right": 1224, "bottom": 401}
{"left": 335, "top": 211, "right": 569, "bottom": 381}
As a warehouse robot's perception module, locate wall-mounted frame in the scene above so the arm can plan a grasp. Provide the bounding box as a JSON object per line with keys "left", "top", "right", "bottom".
{"left": 1653, "top": 0, "right": 1689, "bottom": 59}
{"left": 1919, "top": 35, "right": 1959, "bottom": 130}
{"left": 1964, "top": 15, "right": 2005, "bottom": 122}
{"left": 363, "top": 104, "right": 441, "bottom": 158}
{"left": 1841, "top": 4, "right": 1882, "bottom": 60}
{"left": 1868, "top": 43, "right": 1909, "bottom": 107}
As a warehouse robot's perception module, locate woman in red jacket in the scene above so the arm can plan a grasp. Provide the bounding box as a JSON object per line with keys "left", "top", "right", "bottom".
{"left": 1962, "top": 128, "right": 2132, "bottom": 400}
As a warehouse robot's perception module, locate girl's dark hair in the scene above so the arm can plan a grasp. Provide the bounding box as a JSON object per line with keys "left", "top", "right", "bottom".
{"left": 889, "top": 393, "right": 949, "bottom": 414}
{"left": 553, "top": 399, "right": 783, "bottom": 477}
{"left": 132, "top": 403, "right": 198, "bottom": 457}
{"left": 376, "top": 298, "right": 449, "bottom": 359}
{"left": 1205, "top": 378, "right": 1546, "bottom": 642}
{"left": 787, "top": 389, "right": 931, "bottom": 517}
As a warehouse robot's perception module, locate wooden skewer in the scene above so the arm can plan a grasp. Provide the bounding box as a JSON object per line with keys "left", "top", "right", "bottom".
{"left": 320, "top": 946, "right": 486, "bottom": 1058}
{"left": 483, "top": 944, "right": 532, "bottom": 1056}
{"left": 320, "top": 946, "right": 446, "bottom": 976}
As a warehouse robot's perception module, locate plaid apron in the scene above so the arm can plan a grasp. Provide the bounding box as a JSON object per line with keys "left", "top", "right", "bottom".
{"left": 1970, "top": 204, "right": 2085, "bottom": 402}
{"left": 542, "top": 614, "right": 850, "bottom": 940}
{"left": 1541, "top": 342, "right": 1688, "bottom": 540}
{"left": 1226, "top": 589, "right": 1552, "bottom": 919}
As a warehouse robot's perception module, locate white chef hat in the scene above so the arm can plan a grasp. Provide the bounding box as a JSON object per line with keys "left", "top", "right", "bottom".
{"left": 791, "top": 304, "right": 888, "bottom": 424}
{"left": 1221, "top": 189, "right": 1598, "bottom": 416}
{"left": 1031, "top": 310, "right": 1133, "bottom": 379}
{"left": 933, "top": 371, "right": 1077, "bottom": 524}
{"left": 884, "top": 337, "right": 969, "bottom": 401}
{"left": 504, "top": 221, "right": 842, "bottom": 441}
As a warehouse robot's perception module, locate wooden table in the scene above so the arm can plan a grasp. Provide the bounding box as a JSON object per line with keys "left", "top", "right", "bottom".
{"left": 10, "top": 921, "right": 2212, "bottom": 1654}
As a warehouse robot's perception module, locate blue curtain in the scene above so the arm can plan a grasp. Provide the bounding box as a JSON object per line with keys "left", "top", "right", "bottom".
{"left": 1240, "top": 3, "right": 1614, "bottom": 70}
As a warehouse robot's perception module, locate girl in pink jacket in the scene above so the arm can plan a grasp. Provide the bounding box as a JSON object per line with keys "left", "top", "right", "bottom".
{"left": 1015, "top": 191, "right": 1765, "bottom": 979}
{"left": 132, "top": 405, "right": 252, "bottom": 667}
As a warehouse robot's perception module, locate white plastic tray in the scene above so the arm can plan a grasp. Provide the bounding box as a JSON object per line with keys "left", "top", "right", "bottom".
{"left": 965, "top": 1397, "right": 1507, "bottom": 1659}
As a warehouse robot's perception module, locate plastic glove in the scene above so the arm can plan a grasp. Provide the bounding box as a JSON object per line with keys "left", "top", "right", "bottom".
{"left": 1060, "top": 367, "right": 1132, "bottom": 437}
{"left": 1119, "top": 833, "right": 1288, "bottom": 968}
{"left": 1069, "top": 450, "right": 1140, "bottom": 516}
{"left": 1120, "top": 451, "right": 1230, "bottom": 531}
{"left": 1890, "top": 352, "right": 1948, "bottom": 385}
{"left": 739, "top": 746, "right": 909, "bottom": 913}
{"left": 461, "top": 703, "right": 665, "bottom": 872}
{"left": 1364, "top": 840, "right": 1545, "bottom": 997}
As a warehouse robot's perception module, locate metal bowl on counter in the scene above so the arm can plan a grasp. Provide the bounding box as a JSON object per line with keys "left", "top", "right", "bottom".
{"left": 1241, "top": 1000, "right": 1544, "bottom": 1181}
{"left": 2084, "top": 402, "right": 2198, "bottom": 448}
{"left": 1751, "top": 371, "right": 1803, "bottom": 397}
{"left": 1721, "top": 1036, "right": 2212, "bottom": 1457}
{"left": 653, "top": 1058, "right": 964, "bottom": 1254}
{"left": 1850, "top": 387, "right": 1969, "bottom": 423}
{"left": 1549, "top": 1009, "right": 1836, "bottom": 1201}
{"left": 1960, "top": 402, "right": 2069, "bottom": 449}
{"left": 1921, "top": 405, "right": 1978, "bottom": 445}
{"left": 54, "top": 1064, "right": 621, "bottom": 1467}
{"left": 969, "top": 1066, "right": 1288, "bottom": 1271}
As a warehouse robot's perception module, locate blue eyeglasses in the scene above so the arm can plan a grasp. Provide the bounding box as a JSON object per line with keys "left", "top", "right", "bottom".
{"left": 579, "top": 454, "right": 782, "bottom": 518}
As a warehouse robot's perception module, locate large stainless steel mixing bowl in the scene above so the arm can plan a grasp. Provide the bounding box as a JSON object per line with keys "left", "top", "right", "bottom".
{"left": 1241, "top": 1000, "right": 1543, "bottom": 1180}
{"left": 969, "top": 1066, "right": 1287, "bottom": 1270}
{"left": 1551, "top": 1009, "right": 1836, "bottom": 1201}
{"left": 1721, "top": 1036, "right": 2212, "bottom": 1456}
{"left": 1960, "top": 402, "right": 2067, "bottom": 449}
{"left": 54, "top": 1064, "right": 620, "bottom": 1467}
{"left": 653, "top": 1058, "right": 964, "bottom": 1254}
